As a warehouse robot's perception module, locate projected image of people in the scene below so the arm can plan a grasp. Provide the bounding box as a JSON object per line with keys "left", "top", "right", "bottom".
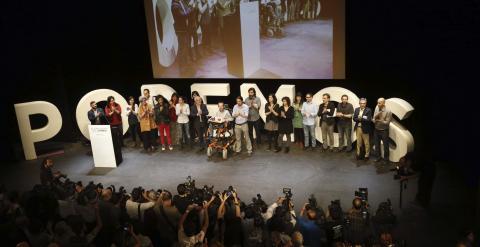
{"left": 145, "top": 0, "right": 343, "bottom": 79}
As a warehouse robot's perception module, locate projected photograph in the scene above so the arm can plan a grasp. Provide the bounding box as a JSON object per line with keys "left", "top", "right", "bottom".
{"left": 144, "top": 0, "right": 344, "bottom": 79}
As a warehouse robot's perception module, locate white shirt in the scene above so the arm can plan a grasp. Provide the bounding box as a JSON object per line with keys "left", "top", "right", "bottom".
{"left": 301, "top": 101, "right": 318, "bottom": 126}
{"left": 126, "top": 104, "right": 139, "bottom": 116}
{"left": 212, "top": 109, "right": 233, "bottom": 122}
{"left": 358, "top": 108, "right": 365, "bottom": 127}
{"left": 176, "top": 103, "right": 190, "bottom": 124}
{"left": 232, "top": 104, "right": 249, "bottom": 125}
{"left": 125, "top": 200, "right": 155, "bottom": 221}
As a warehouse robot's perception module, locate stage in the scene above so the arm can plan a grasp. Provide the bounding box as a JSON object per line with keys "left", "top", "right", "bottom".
{"left": 1, "top": 140, "right": 416, "bottom": 211}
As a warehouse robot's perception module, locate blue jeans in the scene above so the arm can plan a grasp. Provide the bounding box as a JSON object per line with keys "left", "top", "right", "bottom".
{"left": 178, "top": 122, "right": 190, "bottom": 145}
{"left": 303, "top": 124, "right": 316, "bottom": 147}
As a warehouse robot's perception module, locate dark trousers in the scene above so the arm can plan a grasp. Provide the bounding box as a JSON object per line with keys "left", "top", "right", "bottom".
{"left": 194, "top": 124, "right": 206, "bottom": 148}
{"left": 266, "top": 130, "right": 278, "bottom": 149}
{"left": 294, "top": 127, "right": 304, "bottom": 143}
{"left": 374, "top": 128, "right": 390, "bottom": 160}
{"left": 128, "top": 123, "right": 141, "bottom": 142}
{"left": 338, "top": 123, "right": 352, "bottom": 149}
{"left": 150, "top": 128, "right": 159, "bottom": 146}
{"left": 141, "top": 131, "right": 153, "bottom": 150}
{"left": 111, "top": 125, "right": 124, "bottom": 147}
{"left": 248, "top": 120, "right": 262, "bottom": 144}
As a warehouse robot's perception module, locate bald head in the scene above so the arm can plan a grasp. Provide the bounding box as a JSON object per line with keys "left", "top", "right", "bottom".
{"left": 377, "top": 97, "right": 386, "bottom": 109}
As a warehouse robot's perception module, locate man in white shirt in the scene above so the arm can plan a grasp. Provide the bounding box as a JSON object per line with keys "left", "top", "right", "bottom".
{"left": 212, "top": 101, "right": 233, "bottom": 124}
{"left": 232, "top": 96, "right": 253, "bottom": 156}
{"left": 301, "top": 93, "right": 318, "bottom": 150}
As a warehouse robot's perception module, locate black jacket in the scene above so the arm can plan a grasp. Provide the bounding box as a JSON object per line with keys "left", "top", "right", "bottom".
{"left": 154, "top": 103, "right": 170, "bottom": 124}
{"left": 318, "top": 102, "right": 336, "bottom": 125}
{"left": 353, "top": 107, "right": 373, "bottom": 133}
{"left": 278, "top": 106, "right": 294, "bottom": 134}
{"left": 87, "top": 108, "right": 108, "bottom": 125}
{"left": 265, "top": 103, "right": 280, "bottom": 123}
{"left": 190, "top": 104, "right": 209, "bottom": 127}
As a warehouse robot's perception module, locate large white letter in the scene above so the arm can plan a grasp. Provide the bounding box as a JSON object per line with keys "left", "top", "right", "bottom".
{"left": 312, "top": 86, "right": 360, "bottom": 147}
{"left": 240, "top": 83, "right": 296, "bottom": 122}
{"left": 385, "top": 98, "right": 415, "bottom": 162}
{"left": 191, "top": 83, "right": 231, "bottom": 114}
{"left": 240, "top": 83, "right": 295, "bottom": 139}
{"left": 140, "top": 84, "right": 177, "bottom": 103}
{"left": 14, "top": 101, "right": 63, "bottom": 160}
{"left": 76, "top": 89, "right": 129, "bottom": 140}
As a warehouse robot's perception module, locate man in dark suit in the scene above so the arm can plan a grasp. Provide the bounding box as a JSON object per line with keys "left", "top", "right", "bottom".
{"left": 353, "top": 98, "right": 372, "bottom": 161}
{"left": 87, "top": 101, "right": 108, "bottom": 125}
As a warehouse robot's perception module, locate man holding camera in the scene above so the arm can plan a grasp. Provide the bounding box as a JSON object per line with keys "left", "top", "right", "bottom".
{"left": 178, "top": 201, "right": 210, "bottom": 246}
{"left": 298, "top": 201, "right": 326, "bottom": 247}
{"left": 345, "top": 198, "right": 371, "bottom": 245}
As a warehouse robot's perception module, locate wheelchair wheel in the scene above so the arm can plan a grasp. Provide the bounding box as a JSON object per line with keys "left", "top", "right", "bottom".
{"left": 222, "top": 149, "right": 228, "bottom": 160}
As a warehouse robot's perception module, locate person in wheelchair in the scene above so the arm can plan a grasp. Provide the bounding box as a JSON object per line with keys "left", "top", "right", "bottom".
{"left": 207, "top": 102, "right": 235, "bottom": 159}
{"left": 261, "top": 0, "right": 284, "bottom": 37}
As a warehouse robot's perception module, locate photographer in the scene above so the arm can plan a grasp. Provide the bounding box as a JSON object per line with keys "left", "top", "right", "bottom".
{"left": 325, "top": 200, "right": 345, "bottom": 244}
{"left": 178, "top": 202, "right": 210, "bottom": 247}
{"left": 265, "top": 197, "right": 296, "bottom": 238}
{"left": 125, "top": 188, "right": 156, "bottom": 223}
{"left": 173, "top": 183, "right": 191, "bottom": 214}
{"left": 39, "top": 158, "right": 63, "bottom": 186}
{"left": 154, "top": 190, "right": 181, "bottom": 247}
{"left": 218, "top": 191, "right": 242, "bottom": 246}
{"left": 242, "top": 194, "right": 269, "bottom": 247}
{"left": 297, "top": 201, "right": 326, "bottom": 246}
{"left": 345, "top": 198, "right": 372, "bottom": 245}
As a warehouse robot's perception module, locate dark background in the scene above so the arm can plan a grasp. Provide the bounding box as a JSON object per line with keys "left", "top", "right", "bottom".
{"left": 1, "top": 0, "right": 478, "bottom": 187}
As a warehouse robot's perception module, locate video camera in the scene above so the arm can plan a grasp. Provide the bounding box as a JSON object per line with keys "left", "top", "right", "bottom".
{"left": 245, "top": 194, "right": 268, "bottom": 227}
{"left": 354, "top": 187, "right": 369, "bottom": 220}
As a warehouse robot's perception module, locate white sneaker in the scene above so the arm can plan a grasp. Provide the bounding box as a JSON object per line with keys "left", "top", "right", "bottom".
{"left": 161, "top": 145, "right": 166, "bottom": 151}
{"left": 169, "top": 145, "right": 173, "bottom": 151}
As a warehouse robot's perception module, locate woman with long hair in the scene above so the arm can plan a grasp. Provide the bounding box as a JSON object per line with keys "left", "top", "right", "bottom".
{"left": 154, "top": 95, "right": 173, "bottom": 151}
{"left": 264, "top": 94, "right": 280, "bottom": 151}
{"left": 126, "top": 96, "right": 141, "bottom": 147}
{"left": 276, "top": 97, "right": 294, "bottom": 153}
{"left": 293, "top": 92, "right": 305, "bottom": 147}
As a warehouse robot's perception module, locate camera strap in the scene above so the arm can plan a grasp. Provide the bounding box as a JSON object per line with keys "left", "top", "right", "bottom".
{"left": 138, "top": 203, "right": 142, "bottom": 221}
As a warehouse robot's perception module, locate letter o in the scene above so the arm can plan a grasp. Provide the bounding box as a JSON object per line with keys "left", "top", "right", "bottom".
{"left": 76, "top": 89, "right": 129, "bottom": 140}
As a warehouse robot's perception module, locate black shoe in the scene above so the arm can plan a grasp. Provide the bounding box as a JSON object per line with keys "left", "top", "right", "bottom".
{"left": 374, "top": 157, "right": 382, "bottom": 162}
{"left": 274, "top": 147, "right": 281, "bottom": 153}
{"left": 364, "top": 157, "right": 370, "bottom": 162}
{"left": 266, "top": 144, "right": 272, "bottom": 151}
{"left": 303, "top": 146, "right": 310, "bottom": 151}
{"left": 284, "top": 147, "right": 290, "bottom": 153}
{"left": 356, "top": 155, "right": 363, "bottom": 160}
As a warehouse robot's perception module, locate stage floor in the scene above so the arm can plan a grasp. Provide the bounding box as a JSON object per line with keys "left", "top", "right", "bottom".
{"left": 1, "top": 141, "right": 416, "bottom": 212}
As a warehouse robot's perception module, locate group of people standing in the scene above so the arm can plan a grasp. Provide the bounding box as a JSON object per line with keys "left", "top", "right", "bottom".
{"left": 87, "top": 87, "right": 393, "bottom": 164}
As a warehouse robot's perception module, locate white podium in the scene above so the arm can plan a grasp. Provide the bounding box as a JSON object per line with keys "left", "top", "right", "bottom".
{"left": 224, "top": 1, "right": 261, "bottom": 77}
{"left": 88, "top": 125, "right": 117, "bottom": 168}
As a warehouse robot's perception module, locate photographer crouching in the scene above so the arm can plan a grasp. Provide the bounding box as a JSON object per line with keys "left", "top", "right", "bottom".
{"left": 40, "top": 158, "right": 66, "bottom": 187}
